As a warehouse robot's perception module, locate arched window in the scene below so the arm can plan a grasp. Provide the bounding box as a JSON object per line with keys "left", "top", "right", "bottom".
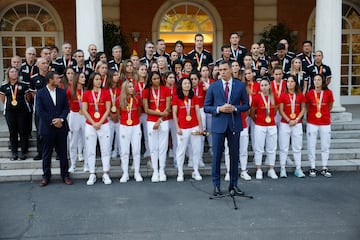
{"left": 0, "top": 2, "right": 62, "bottom": 76}
{"left": 308, "top": 2, "right": 360, "bottom": 104}
{"left": 153, "top": 1, "right": 222, "bottom": 58}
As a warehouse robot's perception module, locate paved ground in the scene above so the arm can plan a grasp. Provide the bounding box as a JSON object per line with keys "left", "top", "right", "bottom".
{"left": 0, "top": 172, "right": 359, "bottom": 240}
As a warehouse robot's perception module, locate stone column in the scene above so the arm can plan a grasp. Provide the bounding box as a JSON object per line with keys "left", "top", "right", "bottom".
{"left": 315, "top": 0, "right": 351, "bottom": 121}
{"left": 76, "top": 0, "right": 104, "bottom": 57}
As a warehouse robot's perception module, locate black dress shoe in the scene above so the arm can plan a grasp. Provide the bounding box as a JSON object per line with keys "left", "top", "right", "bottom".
{"left": 63, "top": 177, "right": 73, "bottom": 185}
{"left": 229, "top": 186, "right": 245, "bottom": 196}
{"left": 213, "top": 186, "right": 223, "bottom": 196}
{"left": 39, "top": 179, "right": 49, "bottom": 187}
{"left": 19, "top": 152, "right": 26, "bottom": 160}
{"left": 10, "top": 153, "right": 18, "bottom": 161}
{"left": 33, "top": 154, "right": 42, "bottom": 160}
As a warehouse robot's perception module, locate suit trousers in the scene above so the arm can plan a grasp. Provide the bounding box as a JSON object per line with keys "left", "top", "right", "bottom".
{"left": 306, "top": 123, "right": 331, "bottom": 169}
{"left": 85, "top": 123, "right": 111, "bottom": 173}
{"left": 147, "top": 120, "right": 169, "bottom": 173}
{"left": 212, "top": 128, "right": 240, "bottom": 188}
{"left": 42, "top": 128, "right": 69, "bottom": 179}
{"left": 279, "top": 122, "right": 303, "bottom": 169}
{"left": 119, "top": 124, "right": 142, "bottom": 174}
{"left": 225, "top": 127, "right": 249, "bottom": 172}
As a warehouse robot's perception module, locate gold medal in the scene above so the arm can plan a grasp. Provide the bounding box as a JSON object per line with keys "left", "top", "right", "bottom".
{"left": 111, "top": 106, "right": 117, "bottom": 113}
{"left": 156, "top": 109, "right": 160, "bottom": 112}
{"left": 11, "top": 100, "right": 18, "bottom": 106}
{"left": 126, "top": 119, "right": 133, "bottom": 125}
{"left": 94, "top": 112, "right": 100, "bottom": 119}
{"left": 265, "top": 116, "right": 271, "bottom": 123}
{"left": 290, "top": 113, "right": 296, "bottom": 119}
{"left": 315, "top": 112, "right": 322, "bottom": 118}
{"left": 186, "top": 116, "right": 192, "bottom": 121}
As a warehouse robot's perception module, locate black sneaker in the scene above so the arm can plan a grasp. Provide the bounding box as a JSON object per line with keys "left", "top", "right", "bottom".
{"left": 10, "top": 153, "right": 18, "bottom": 161}
{"left": 309, "top": 168, "right": 317, "bottom": 177}
{"left": 19, "top": 152, "right": 26, "bottom": 160}
{"left": 320, "top": 168, "right": 332, "bottom": 178}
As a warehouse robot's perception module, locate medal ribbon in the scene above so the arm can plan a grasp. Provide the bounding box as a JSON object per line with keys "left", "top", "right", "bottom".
{"left": 289, "top": 93, "right": 296, "bottom": 116}
{"left": 127, "top": 97, "right": 133, "bottom": 121}
{"left": 305, "top": 56, "right": 312, "bottom": 65}
{"left": 10, "top": 84, "right": 18, "bottom": 102}
{"left": 77, "top": 88, "right": 83, "bottom": 111}
{"left": 184, "top": 97, "right": 191, "bottom": 118}
{"left": 91, "top": 89, "right": 101, "bottom": 114}
{"left": 151, "top": 87, "right": 160, "bottom": 110}
{"left": 102, "top": 75, "right": 107, "bottom": 88}
{"left": 109, "top": 88, "right": 117, "bottom": 108}
{"left": 261, "top": 93, "right": 270, "bottom": 118}
{"left": 313, "top": 90, "right": 323, "bottom": 113}
{"left": 273, "top": 80, "right": 283, "bottom": 97}
{"left": 231, "top": 47, "right": 239, "bottom": 60}
{"left": 195, "top": 52, "right": 203, "bottom": 69}
{"left": 138, "top": 82, "right": 144, "bottom": 98}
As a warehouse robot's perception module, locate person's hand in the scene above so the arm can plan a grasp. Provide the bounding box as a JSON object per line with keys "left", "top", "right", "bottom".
{"left": 177, "top": 128, "right": 183, "bottom": 135}
{"left": 153, "top": 120, "right": 161, "bottom": 130}
{"left": 52, "top": 118, "right": 63, "bottom": 128}
{"left": 220, "top": 103, "right": 235, "bottom": 113}
{"left": 92, "top": 122, "right": 101, "bottom": 130}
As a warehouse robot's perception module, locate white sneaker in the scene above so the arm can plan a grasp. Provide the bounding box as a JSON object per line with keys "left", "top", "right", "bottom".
{"left": 177, "top": 173, "right": 184, "bottom": 182}
{"left": 68, "top": 165, "right": 76, "bottom": 173}
{"left": 151, "top": 171, "right": 159, "bottom": 182}
{"left": 286, "top": 157, "right": 294, "bottom": 166}
{"left": 294, "top": 169, "right": 305, "bottom": 178}
{"left": 256, "top": 169, "right": 263, "bottom": 180}
{"left": 134, "top": 173, "right": 143, "bottom": 182}
{"left": 78, "top": 154, "right": 84, "bottom": 162}
{"left": 102, "top": 174, "right": 112, "bottom": 184}
{"left": 192, "top": 171, "right": 202, "bottom": 181}
{"left": 168, "top": 149, "right": 174, "bottom": 158}
{"left": 159, "top": 170, "right": 167, "bottom": 182}
{"left": 224, "top": 172, "right": 230, "bottom": 181}
{"left": 86, "top": 174, "right": 96, "bottom": 185}
{"left": 199, "top": 160, "right": 205, "bottom": 168}
{"left": 267, "top": 169, "right": 278, "bottom": 179}
{"left": 240, "top": 171, "right": 252, "bottom": 181}
{"left": 280, "top": 167, "right": 287, "bottom": 178}
{"left": 119, "top": 173, "right": 129, "bottom": 183}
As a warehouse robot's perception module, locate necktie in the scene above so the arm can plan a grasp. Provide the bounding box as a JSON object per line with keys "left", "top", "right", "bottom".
{"left": 224, "top": 82, "right": 229, "bottom": 103}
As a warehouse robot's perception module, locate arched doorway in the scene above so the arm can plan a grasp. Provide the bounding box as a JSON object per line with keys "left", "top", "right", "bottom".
{"left": 152, "top": 0, "right": 222, "bottom": 60}
{"left": 0, "top": 2, "right": 63, "bottom": 77}
{"left": 308, "top": 2, "right": 360, "bottom": 104}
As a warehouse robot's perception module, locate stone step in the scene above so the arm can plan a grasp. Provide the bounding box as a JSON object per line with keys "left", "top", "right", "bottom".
{"left": 1, "top": 148, "right": 360, "bottom": 170}
{"left": 1, "top": 159, "right": 359, "bottom": 182}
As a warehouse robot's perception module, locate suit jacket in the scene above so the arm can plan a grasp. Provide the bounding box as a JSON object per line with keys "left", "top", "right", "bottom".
{"left": 204, "top": 79, "right": 249, "bottom": 133}
{"left": 35, "top": 86, "right": 69, "bottom": 136}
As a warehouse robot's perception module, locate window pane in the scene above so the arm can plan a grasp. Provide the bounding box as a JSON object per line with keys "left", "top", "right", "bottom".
{"left": 341, "top": 76, "right": 348, "bottom": 85}
{"left": 3, "top": 48, "right": 13, "bottom": 58}
{"left": 351, "top": 86, "right": 360, "bottom": 96}
{"left": 45, "top": 37, "right": 55, "bottom": 46}
{"left": 352, "top": 65, "right": 360, "bottom": 75}
{"left": 37, "top": 9, "right": 51, "bottom": 24}
{"left": 31, "top": 37, "right": 42, "bottom": 47}
{"left": 352, "top": 76, "right": 360, "bottom": 85}
{"left": 15, "top": 37, "right": 25, "bottom": 46}
{"left": 2, "top": 37, "right": 13, "bottom": 46}
{"left": 3, "top": 8, "right": 19, "bottom": 23}
{"left": 174, "top": 20, "right": 198, "bottom": 32}
{"left": 341, "top": 87, "right": 349, "bottom": 96}
{"left": 341, "top": 55, "right": 349, "bottom": 64}
{"left": 348, "top": 9, "right": 360, "bottom": 28}
{"left": 353, "top": 42, "right": 360, "bottom": 54}
{"left": 28, "top": 4, "right": 41, "bottom": 18}
{"left": 341, "top": 44, "right": 349, "bottom": 54}
{"left": 352, "top": 55, "right": 360, "bottom": 64}
{"left": 200, "top": 19, "right": 214, "bottom": 32}
{"left": 16, "top": 48, "right": 26, "bottom": 57}
{"left": 341, "top": 66, "right": 349, "bottom": 74}
{"left": 342, "top": 19, "right": 350, "bottom": 29}
{"left": 43, "top": 20, "right": 56, "bottom": 31}
{"left": 15, "top": 19, "right": 41, "bottom": 31}
{"left": 14, "top": 4, "right": 27, "bottom": 16}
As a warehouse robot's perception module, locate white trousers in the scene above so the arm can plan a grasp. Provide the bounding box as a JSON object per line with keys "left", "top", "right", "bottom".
{"left": 108, "top": 119, "right": 120, "bottom": 155}
{"left": 279, "top": 122, "right": 303, "bottom": 169}
{"left": 225, "top": 127, "right": 249, "bottom": 172}
{"left": 168, "top": 119, "right": 178, "bottom": 163}
{"left": 85, "top": 123, "right": 111, "bottom": 173}
{"left": 176, "top": 126, "right": 201, "bottom": 173}
{"left": 68, "top": 111, "right": 86, "bottom": 166}
{"left": 204, "top": 111, "right": 213, "bottom": 150}
{"left": 119, "top": 124, "right": 141, "bottom": 174}
{"left": 147, "top": 120, "right": 169, "bottom": 172}
{"left": 306, "top": 123, "right": 331, "bottom": 169}
{"left": 253, "top": 125, "right": 277, "bottom": 166}
{"left": 140, "top": 113, "right": 149, "bottom": 155}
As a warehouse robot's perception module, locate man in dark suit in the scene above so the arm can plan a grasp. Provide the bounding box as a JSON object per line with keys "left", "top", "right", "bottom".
{"left": 204, "top": 60, "right": 249, "bottom": 196}
{"left": 35, "top": 71, "right": 72, "bottom": 187}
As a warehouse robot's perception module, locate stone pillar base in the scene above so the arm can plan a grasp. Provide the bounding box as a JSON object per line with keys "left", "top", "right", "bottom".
{"left": 331, "top": 112, "right": 352, "bottom": 122}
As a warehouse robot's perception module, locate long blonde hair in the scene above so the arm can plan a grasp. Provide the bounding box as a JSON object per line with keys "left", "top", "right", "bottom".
{"left": 119, "top": 80, "right": 137, "bottom": 109}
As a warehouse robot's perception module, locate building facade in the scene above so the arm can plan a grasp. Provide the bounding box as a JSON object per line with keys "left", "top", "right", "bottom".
{"left": 0, "top": 0, "right": 359, "bottom": 104}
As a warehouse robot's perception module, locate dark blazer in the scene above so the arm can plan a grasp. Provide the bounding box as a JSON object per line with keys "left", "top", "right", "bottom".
{"left": 35, "top": 86, "right": 69, "bottom": 136}
{"left": 204, "top": 79, "right": 249, "bottom": 133}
